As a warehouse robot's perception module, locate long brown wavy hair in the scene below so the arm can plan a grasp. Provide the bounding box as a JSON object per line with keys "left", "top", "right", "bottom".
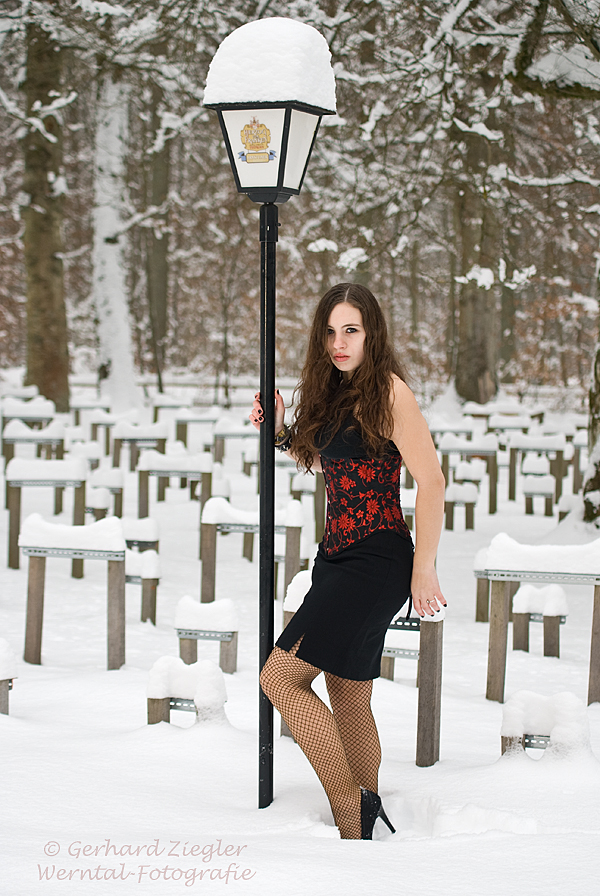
{"left": 290, "top": 283, "right": 409, "bottom": 472}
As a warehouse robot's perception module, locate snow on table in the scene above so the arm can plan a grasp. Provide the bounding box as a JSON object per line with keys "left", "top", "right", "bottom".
{"left": 1, "top": 396, "right": 55, "bottom": 418}
{"left": 201, "top": 496, "right": 304, "bottom": 529}
{"left": 113, "top": 420, "right": 168, "bottom": 439}
{"left": 204, "top": 17, "right": 336, "bottom": 112}
{"left": 138, "top": 448, "right": 212, "bottom": 474}
{"left": 147, "top": 656, "right": 227, "bottom": 722}
{"left": 513, "top": 584, "right": 569, "bottom": 616}
{"left": 175, "top": 596, "right": 238, "bottom": 632}
{"left": 19, "top": 513, "right": 125, "bottom": 553}
{"left": 5, "top": 457, "right": 87, "bottom": 483}
{"left": 125, "top": 548, "right": 160, "bottom": 579}
{"left": 501, "top": 691, "right": 590, "bottom": 753}
{"left": 2, "top": 418, "right": 65, "bottom": 440}
{"left": 482, "top": 533, "right": 600, "bottom": 577}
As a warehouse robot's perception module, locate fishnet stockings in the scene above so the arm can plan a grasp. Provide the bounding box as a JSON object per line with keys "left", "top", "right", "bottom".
{"left": 259, "top": 638, "right": 381, "bottom": 840}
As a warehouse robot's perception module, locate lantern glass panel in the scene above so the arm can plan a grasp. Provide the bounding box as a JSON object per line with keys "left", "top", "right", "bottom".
{"left": 221, "top": 108, "right": 286, "bottom": 189}
{"left": 283, "top": 110, "right": 320, "bottom": 191}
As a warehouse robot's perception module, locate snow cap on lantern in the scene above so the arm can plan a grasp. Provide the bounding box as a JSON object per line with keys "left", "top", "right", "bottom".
{"left": 203, "top": 18, "right": 336, "bottom": 204}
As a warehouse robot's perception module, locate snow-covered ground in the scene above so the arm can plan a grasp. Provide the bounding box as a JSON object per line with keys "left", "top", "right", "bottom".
{"left": 1, "top": 396, "right": 600, "bottom": 895}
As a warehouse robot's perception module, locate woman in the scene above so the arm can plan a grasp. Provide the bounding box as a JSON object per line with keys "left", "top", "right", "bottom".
{"left": 250, "top": 283, "right": 446, "bottom": 840}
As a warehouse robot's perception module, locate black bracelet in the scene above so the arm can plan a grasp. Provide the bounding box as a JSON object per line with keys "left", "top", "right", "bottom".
{"left": 274, "top": 425, "right": 292, "bottom": 452}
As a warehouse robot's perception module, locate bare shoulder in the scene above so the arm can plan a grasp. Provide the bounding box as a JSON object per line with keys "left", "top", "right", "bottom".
{"left": 389, "top": 374, "right": 419, "bottom": 414}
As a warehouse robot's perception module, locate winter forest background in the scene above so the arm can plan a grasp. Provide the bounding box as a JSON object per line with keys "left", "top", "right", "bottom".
{"left": 1, "top": 1, "right": 600, "bottom": 425}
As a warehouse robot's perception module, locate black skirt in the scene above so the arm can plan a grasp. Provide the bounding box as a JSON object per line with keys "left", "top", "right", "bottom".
{"left": 276, "top": 529, "right": 413, "bottom": 681}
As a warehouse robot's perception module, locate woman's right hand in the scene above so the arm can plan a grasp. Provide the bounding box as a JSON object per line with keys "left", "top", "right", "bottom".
{"left": 249, "top": 390, "right": 285, "bottom": 432}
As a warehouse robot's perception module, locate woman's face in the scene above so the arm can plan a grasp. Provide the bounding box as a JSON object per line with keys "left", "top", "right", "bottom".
{"left": 327, "top": 302, "right": 366, "bottom": 380}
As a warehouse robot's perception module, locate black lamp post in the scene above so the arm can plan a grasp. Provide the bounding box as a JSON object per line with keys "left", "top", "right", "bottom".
{"left": 204, "top": 18, "right": 335, "bottom": 809}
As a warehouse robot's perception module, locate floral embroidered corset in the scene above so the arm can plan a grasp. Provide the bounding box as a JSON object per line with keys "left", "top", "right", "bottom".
{"left": 317, "top": 418, "right": 412, "bottom": 556}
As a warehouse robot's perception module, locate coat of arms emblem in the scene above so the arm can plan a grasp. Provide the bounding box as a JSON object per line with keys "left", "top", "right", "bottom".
{"left": 239, "top": 117, "right": 277, "bottom": 163}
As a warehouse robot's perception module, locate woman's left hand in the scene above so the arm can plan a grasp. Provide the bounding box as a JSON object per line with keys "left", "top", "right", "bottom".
{"left": 410, "top": 564, "right": 447, "bottom": 617}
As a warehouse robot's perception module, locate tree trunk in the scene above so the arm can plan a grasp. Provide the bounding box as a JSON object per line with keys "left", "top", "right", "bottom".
{"left": 145, "top": 77, "right": 170, "bottom": 390}
{"left": 92, "top": 66, "right": 141, "bottom": 412}
{"left": 22, "top": 19, "right": 70, "bottom": 412}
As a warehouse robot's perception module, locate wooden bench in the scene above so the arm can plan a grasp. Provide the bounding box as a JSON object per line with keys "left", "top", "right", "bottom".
{"left": 5, "top": 457, "right": 87, "bottom": 574}
{"left": 125, "top": 549, "right": 160, "bottom": 625}
{"left": 19, "top": 514, "right": 126, "bottom": 670}
{"left": 507, "top": 432, "right": 566, "bottom": 503}
{"left": 438, "top": 432, "right": 498, "bottom": 513}
{"left": 174, "top": 407, "right": 220, "bottom": 452}
{"left": 71, "top": 398, "right": 110, "bottom": 428}
{"left": 137, "top": 449, "right": 213, "bottom": 519}
{"left": 1, "top": 396, "right": 55, "bottom": 433}
{"left": 200, "top": 497, "right": 302, "bottom": 603}
{"left": 89, "top": 467, "right": 124, "bottom": 517}
{"left": 86, "top": 486, "right": 111, "bottom": 521}
{"left": 522, "top": 473, "right": 555, "bottom": 517}
{"left": 89, "top": 409, "right": 116, "bottom": 456}
{"left": 475, "top": 536, "right": 600, "bottom": 704}
{"left": 511, "top": 583, "right": 568, "bottom": 657}
{"left": 444, "top": 482, "right": 477, "bottom": 530}
{"left": 212, "top": 418, "right": 258, "bottom": 464}
{"left": 112, "top": 421, "right": 168, "bottom": 471}
{"left": 2, "top": 418, "right": 65, "bottom": 466}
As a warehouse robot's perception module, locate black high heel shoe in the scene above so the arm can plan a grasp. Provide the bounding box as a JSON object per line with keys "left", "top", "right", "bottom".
{"left": 360, "top": 787, "right": 396, "bottom": 840}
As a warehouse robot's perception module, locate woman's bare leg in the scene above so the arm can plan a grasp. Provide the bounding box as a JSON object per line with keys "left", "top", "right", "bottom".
{"left": 259, "top": 641, "right": 362, "bottom": 839}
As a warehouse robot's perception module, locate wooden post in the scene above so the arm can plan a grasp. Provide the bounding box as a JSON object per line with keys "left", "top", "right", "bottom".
{"left": 0, "top": 680, "right": 9, "bottom": 714}
{"left": 54, "top": 486, "right": 64, "bottom": 515}
{"left": 573, "top": 447, "right": 582, "bottom": 493}
{"left": 404, "top": 468, "right": 414, "bottom": 489}
{"left": 284, "top": 526, "right": 302, "bottom": 596}
{"left": 147, "top": 697, "right": 170, "bottom": 724}
{"left": 114, "top": 489, "right": 123, "bottom": 518}
{"left": 157, "top": 438, "right": 166, "bottom": 454}
{"left": 176, "top": 421, "right": 187, "bottom": 446}
{"left": 501, "top": 735, "right": 525, "bottom": 755}
{"left": 444, "top": 502, "right": 454, "bottom": 530}
{"left": 141, "top": 577, "right": 158, "bottom": 625}
{"left": 544, "top": 496, "right": 553, "bottom": 517}
{"left": 214, "top": 436, "right": 225, "bottom": 463}
{"left": 3, "top": 442, "right": 14, "bottom": 510}
{"left": 465, "top": 503, "right": 475, "bottom": 529}
{"left": 107, "top": 559, "right": 126, "bottom": 670}
{"left": 138, "top": 470, "right": 149, "bottom": 519}
{"left": 487, "top": 454, "right": 498, "bottom": 515}
{"left": 475, "top": 577, "right": 489, "bottom": 623}
{"left": 129, "top": 441, "right": 139, "bottom": 472}
{"left": 508, "top": 448, "right": 518, "bottom": 501}
{"left": 242, "top": 531, "right": 254, "bottom": 563}
{"left": 314, "top": 472, "right": 326, "bottom": 543}
{"left": 153, "top": 406, "right": 159, "bottom": 423}
{"left": 588, "top": 584, "right": 600, "bottom": 705}
{"left": 200, "top": 523, "right": 217, "bottom": 603}
{"left": 552, "top": 450, "right": 564, "bottom": 504}
{"left": 179, "top": 637, "right": 198, "bottom": 664}
{"left": 24, "top": 555, "right": 46, "bottom": 664}
{"left": 72, "top": 483, "right": 86, "bottom": 579}
{"left": 486, "top": 580, "right": 510, "bottom": 702}
{"left": 380, "top": 656, "right": 395, "bottom": 681}
{"left": 416, "top": 619, "right": 443, "bottom": 767}
{"left": 93, "top": 508, "right": 107, "bottom": 522}
{"left": 220, "top": 632, "right": 238, "bottom": 674}
{"left": 525, "top": 496, "right": 533, "bottom": 515}
{"left": 112, "top": 437, "right": 122, "bottom": 468}
{"left": 200, "top": 471, "right": 212, "bottom": 509}
{"left": 543, "top": 616, "right": 560, "bottom": 658}
{"left": 157, "top": 476, "right": 168, "bottom": 502}
{"left": 513, "top": 613, "right": 530, "bottom": 651}
{"left": 7, "top": 484, "right": 21, "bottom": 570}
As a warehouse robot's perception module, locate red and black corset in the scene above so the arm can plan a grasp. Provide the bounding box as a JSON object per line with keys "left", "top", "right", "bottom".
{"left": 318, "top": 422, "right": 412, "bottom": 555}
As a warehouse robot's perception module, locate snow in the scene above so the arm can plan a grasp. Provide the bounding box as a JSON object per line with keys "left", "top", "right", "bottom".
{"left": 175, "top": 596, "right": 238, "bottom": 632}
{"left": 439, "top": 432, "right": 498, "bottom": 452}
{"left": 2, "top": 418, "right": 65, "bottom": 439}
{"left": 501, "top": 691, "right": 590, "bottom": 755}
{"left": 89, "top": 467, "right": 124, "bottom": 489}
{"left": 113, "top": 421, "right": 169, "bottom": 439}
{"left": 3, "top": 394, "right": 600, "bottom": 894}
{"left": 146, "top": 656, "right": 227, "bottom": 723}
{"left": 445, "top": 483, "right": 478, "bottom": 503}
{"left": 521, "top": 474, "right": 555, "bottom": 496}
{"left": 121, "top": 516, "right": 159, "bottom": 542}
{"left": 125, "top": 549, "right": 160, "bottom": 580}
{"left": 87, "top": 487, "right": 111, "bottom": 510}
{"left": 337, "top": 247, "right": 369, "bottom": 272}
{"left": 138, "top": 449, "right": 212, "bottom": 474}
{"left": 512, "top": 584, "right": 569, "bottom": 617}
{"left": 5, "top": 457, "right": 87, "bottom": 483}
{"left": 204, "top": 18, "right": 336, "bottom": 113}
{"left": 284, "top": 569, "right": 312, "bottom": 612}
{"left": 1, "top": 395, "right": 55, "bottom": 418}
{"left": 508, "top": 432, "right": 566, "bottom": 451}
{"left": 201, "top": 496, "right": 304, "bottom": 528}
{"left": 0, "top": 638, "right": 17, "bottom": 679}
{"left": 484, "top": 532, "right": 600, "bottom": 574}
{"left": 19, "top": 513, "right": 126, "bottom": 552}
